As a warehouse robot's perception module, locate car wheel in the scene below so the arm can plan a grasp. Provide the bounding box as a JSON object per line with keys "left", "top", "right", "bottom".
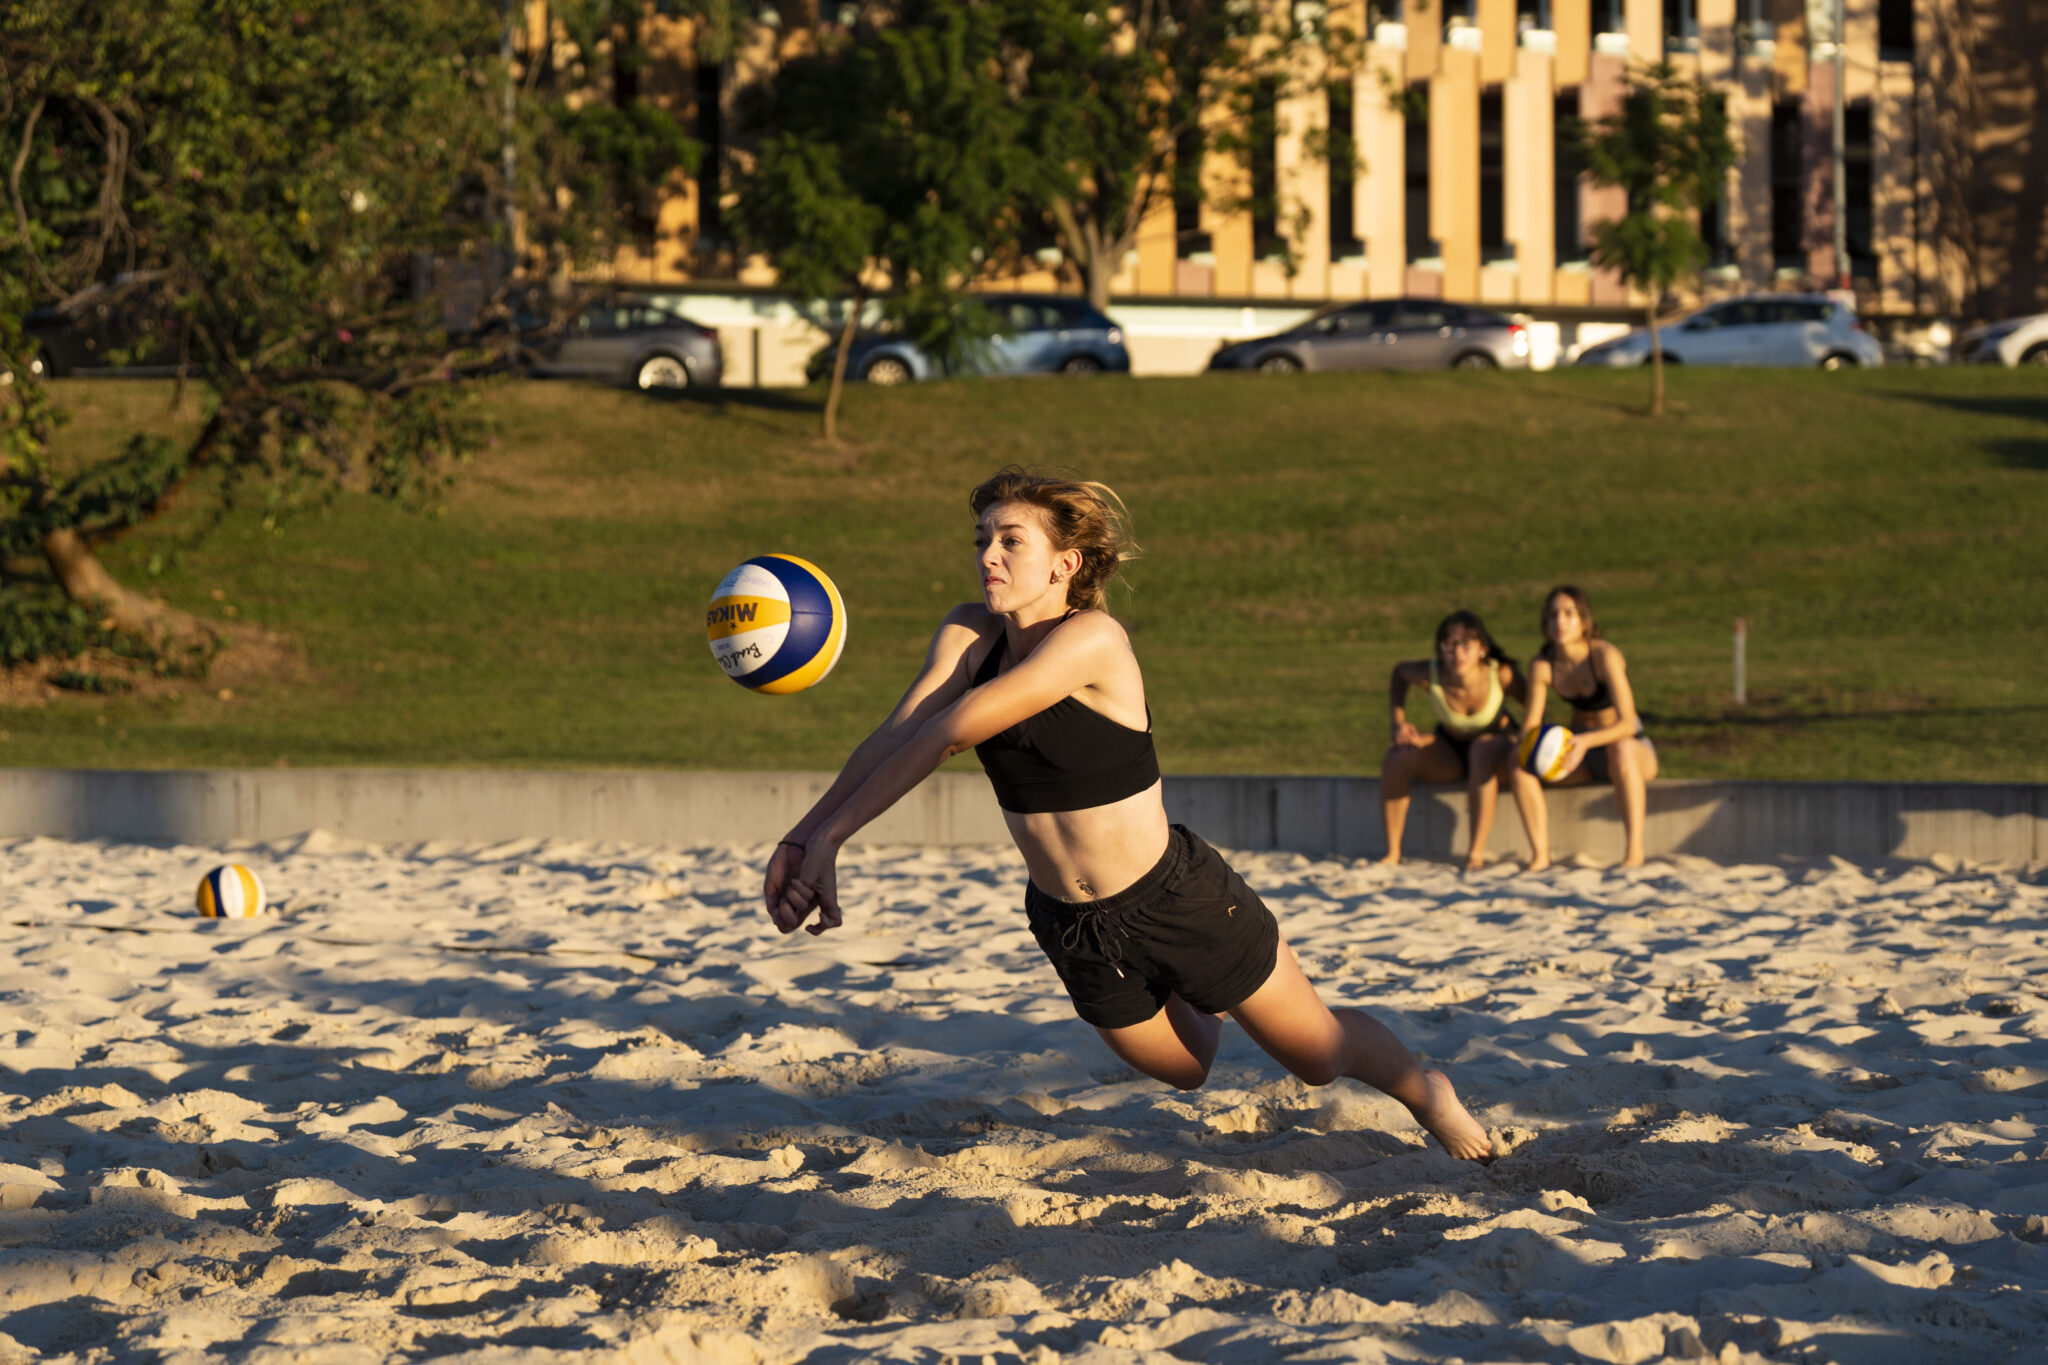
{"left": 635, "top": 354, "right": 690, "bottom": 389}
{"left": 1819, "top": 352, "right": 1859, "bottom": 371}
{"left": 1451, "top": 351, "right": 1497, "bottom": 370}
{"left": 1059, "top": 355, "right": 1103, "bottom": 376}
{"left": 863, "top": 356, "right": 913, "bottom": 386}
{"left": 1256, "top": 353, "right": 1302, "bottom": 374}
{"left": 2021, "top": 344, "right": 2048, "bottom": 367}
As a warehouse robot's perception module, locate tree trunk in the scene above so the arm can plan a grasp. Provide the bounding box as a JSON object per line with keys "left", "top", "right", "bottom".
{"left": 1646, "top": 303, "right": 1665, "bottom": 417}
{"left": 42, "top": 527, "right": 215, "bottom": 655}
{"left": 823, "top": 285, "right": 864, "bottom": 445}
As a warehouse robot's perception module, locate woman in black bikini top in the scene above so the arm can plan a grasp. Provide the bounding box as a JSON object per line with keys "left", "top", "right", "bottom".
{"left": 1510, "top": 585, "right": 1660, "bottom": 870}
{"left": 761, "top": 467, "right": 1492, "bottom": 1162}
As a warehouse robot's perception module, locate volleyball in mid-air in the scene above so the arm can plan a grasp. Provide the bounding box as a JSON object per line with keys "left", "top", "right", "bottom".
{"left": 1520, "top": 724, "right": 1576, "bottom": 783}
{"left": 196, "top": 864, "right": 266, "bottom": 918}
{"left": 706, "top": 554, "right": 847, "bottom": 694}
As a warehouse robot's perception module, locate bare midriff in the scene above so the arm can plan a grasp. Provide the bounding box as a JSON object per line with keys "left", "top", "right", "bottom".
{"left": 1005, "top": 779, "right": 1171, "bottom": 903}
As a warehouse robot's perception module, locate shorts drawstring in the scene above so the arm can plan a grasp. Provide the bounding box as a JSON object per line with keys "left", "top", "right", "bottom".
{"left": 1060, "top": 906, "right": 1129, "bottom": 978}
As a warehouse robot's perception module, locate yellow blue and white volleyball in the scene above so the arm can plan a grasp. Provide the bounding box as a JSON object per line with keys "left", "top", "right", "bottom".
{"left": 196, "top": 864, "right": 267, "bottom": 918}
{"left": 706, "top": 554, "right": 848, "bottom": 694}
{"left": 1520, "top": 724, "right": 1576, "bottom": 783}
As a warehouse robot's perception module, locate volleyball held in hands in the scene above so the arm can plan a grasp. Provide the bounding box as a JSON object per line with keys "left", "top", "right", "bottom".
{"left": 1520, "top": 724, "right": 1576, "bottom": 783}
{"left": 196, "top": 864, "right": 266, "bottom": 918}
{"left": 706, "top": 554, "right": 847, "bottom": 694}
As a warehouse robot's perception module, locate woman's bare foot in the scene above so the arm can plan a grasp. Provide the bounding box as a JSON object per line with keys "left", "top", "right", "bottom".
{"left": 1621, "top": 850, "right": 1646, "bottom": 869}
{"left": 1408, "top": 1069, "right": 1494, "bottom": 1162}
{"left": 1524, "top": 855, "right": 1551, "bottom": 873}
{"left": 1376, "top": 852, "right": 1401, "bottom": 867}
{"left": 1463, "top": 854, "right": 1487, "bottom": 873}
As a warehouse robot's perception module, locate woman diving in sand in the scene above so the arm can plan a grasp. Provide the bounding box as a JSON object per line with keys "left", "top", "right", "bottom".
{"left": 762, "top": 468, "right": 1492, "bottom": 1161}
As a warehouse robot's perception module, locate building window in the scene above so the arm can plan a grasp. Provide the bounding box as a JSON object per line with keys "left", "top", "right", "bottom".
{"left": 1878, "top": 0, "right": 1913, "bottom": 59}
{"left": 1769, "top": 99, "right": 1804, "bottom": 267}
{"left": 693, "top": 63, "right": 723, "bottom": 244}
{"left": 1664, "top": 0, "right": 1699, "bottom": 51}
{"left": 1404, "top": 91, "right": 1433, "bottom": 263}
{"left": 1326, "top": 82, "right": 1361, "bottom": 255}
{"left": 1554, "top": 93, "right": 1584, "bottom": 262}
{"left": 1597, "top": 0, "right": 1624, "bottom": 33}
{"left": 1173, "top": 126, "right": 1206, "bottom": 250}
{"left": 1845, "top": 101, "right": 1875, "bottom": 276}
{"left": 1699, "top": 95, "right": 1732, "bottom": 267}
{"left": 1479, "top": 91, "right": 1507, "bottom": 261}
{"left": 1249, "top": 77, "right": 1281, "bottom": 258}
{"left": 1516, "top": 0, "right": 1551, "bottom": 33}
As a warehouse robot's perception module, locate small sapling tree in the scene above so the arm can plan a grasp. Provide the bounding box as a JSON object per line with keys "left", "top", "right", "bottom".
{"left": 1572, "top": 62, "right": 1736, "bottom": 416}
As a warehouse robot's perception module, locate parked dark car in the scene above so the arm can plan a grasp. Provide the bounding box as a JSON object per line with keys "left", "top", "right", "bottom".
{"left": 1207, "top": 299, "right": 1530, "bottom": 373}
{"left": 516, "top": 301, "right": 723, "bottom": 389}
{"left": 23, "top": 290, "right": 185, "bottom": 377}
{"left": 823, "top": 293, "right": 1131, "bottom": 385}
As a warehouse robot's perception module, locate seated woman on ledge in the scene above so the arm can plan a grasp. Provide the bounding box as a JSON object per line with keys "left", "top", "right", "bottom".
{"left": 1378, "top": 610, "right": 1527, "bottom": 869}
{"left": 1511, "top": 585, "right": 1659, "bottom": 870}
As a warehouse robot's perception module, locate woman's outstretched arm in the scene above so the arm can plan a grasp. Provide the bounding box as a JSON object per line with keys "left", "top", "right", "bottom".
{"left": 763, "top": 605, "right": 990, "bottom": 916}
{"left": 774, "top": 612, "right": 1128, "bottom": 935}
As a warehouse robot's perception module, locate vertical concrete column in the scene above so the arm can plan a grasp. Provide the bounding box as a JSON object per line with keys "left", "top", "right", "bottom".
{"left": 1431, "top": 47, "right": 1483, "bottom": 299}
{"left": 1872, "top": 66, "right": 1918, "bottom": 312}
{"left": 1843, "top": 0, "right": 1879, "bottom": 98}
{"left": 1773, "top": 0, "right": 1809, "bottom": 95}
{"left": 1357, "top": 47, "right": 1411, "bottom": 300}
{"left": 1803, "top": 61, "right": 1837, "bottom": 283}
{"left": 1134, "top": 194, "right": 1179, "bottom": 296}
{"left": 1280, "top": 81, "right": 1333, "bottom": 299}
{"left": 1480, "top": 0, "right": 1517, "bottom": 83}
{"left": 1728, "top": 61, "right": 1776, "bottom": 289}
{"left": 1582, "top": 51, "right": 1630, "bottom": 305}
{"left": 1407, "top": 0, "right": 1443, "bottom": 81}
{"left": 1698, "top": 0, "right": 1737, "bottom": 79}
{"left": 1626, "top": 0, "right": 1664, "bottom": 62}
{"left": 1506, "top": 48, "right": 1557, "bottom": 304}
{"left": 1205, "top": 101, "right": 1255, "bottom": 297}
{"left": 1554, "top": 0, "right": 1592, "bottom": 86}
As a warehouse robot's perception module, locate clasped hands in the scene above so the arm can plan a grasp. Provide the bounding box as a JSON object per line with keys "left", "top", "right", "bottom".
{"left": 764, "top": 839, "right": 843, "bottom": 936}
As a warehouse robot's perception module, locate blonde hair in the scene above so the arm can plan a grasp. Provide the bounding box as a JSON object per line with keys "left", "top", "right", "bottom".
{"left": 970, "top": 466, "right": 1139, "bottom": 612}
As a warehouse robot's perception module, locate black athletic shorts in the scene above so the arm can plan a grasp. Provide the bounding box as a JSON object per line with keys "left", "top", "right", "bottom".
{"left": 1023, "top": 824, "right": 1282, "bottom": 1030}
{"left": 1579, "top": 728, "right": 1655, "bottom": 784}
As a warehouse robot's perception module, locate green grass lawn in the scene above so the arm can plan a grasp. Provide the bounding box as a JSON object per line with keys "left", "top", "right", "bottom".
{"left": 8, "top": 365, "right": 2046, "bottom": 779}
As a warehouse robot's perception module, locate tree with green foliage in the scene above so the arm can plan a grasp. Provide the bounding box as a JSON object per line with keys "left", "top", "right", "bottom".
{"left": 0, "top": 0, "right": 697, "bottom": 669}
{"left": 1572, "top": 62, "right": 1736, "bottom": 416}
{"left": 729, "top": 0, "right": 1044, "bottom": 442}
{"left": 999, "top": 0, "right": 1362, "bottom": 310}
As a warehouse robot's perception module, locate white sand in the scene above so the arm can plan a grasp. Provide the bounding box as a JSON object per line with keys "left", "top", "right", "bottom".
{"left": 3, "top": 833, "right": 2046, "bottom": 1365}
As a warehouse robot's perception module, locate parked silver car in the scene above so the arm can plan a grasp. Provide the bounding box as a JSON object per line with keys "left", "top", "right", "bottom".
{"left": 1574, "top": 294, "right": 1883, "bottom": 369}
{"left": 519, "top": 301, "right": 723, "bottom": 389}
{"left": 1206, "top": 299, "right": 1531, "bottom": 373}
{"left": 1956, "top": 312, "right": 2048, "bottom": 366}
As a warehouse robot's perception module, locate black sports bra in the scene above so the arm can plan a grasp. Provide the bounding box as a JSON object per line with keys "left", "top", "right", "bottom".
{"left": 1553, "top": 661, "right": 1616, "bottom": 713}
{"left": 970, "top": 625, "right": 1159, "bottom": 815}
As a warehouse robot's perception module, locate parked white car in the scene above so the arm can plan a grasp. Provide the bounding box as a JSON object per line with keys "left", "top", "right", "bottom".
{"left": 1956, "top": 313, "right": 2048, "bottom": 367}
{"left": 1574, "top": 294, "right": 1884, "bottom": 369}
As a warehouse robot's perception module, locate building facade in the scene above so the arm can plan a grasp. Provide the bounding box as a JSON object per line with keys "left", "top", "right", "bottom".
{"left": 596, "top": 0, "right": 2043, "bottom": 329}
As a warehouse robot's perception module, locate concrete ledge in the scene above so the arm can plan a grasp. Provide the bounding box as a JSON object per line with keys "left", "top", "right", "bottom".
{"left": 2, "top": 769, "right": 2043, "bottom": 865}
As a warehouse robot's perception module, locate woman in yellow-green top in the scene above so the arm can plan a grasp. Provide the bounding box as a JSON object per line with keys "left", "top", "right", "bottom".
{"left": 1378, "top": 610, "right": 1528, "bottom": 869}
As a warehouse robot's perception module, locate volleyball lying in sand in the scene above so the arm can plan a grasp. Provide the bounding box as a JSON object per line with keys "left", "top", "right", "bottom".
{"left": 1520, "top": 723, "right": 1576, "bottom": 783}
{"left": 196, "top": 864, "right": 266, "bottom": 918}
{"left": 706, "top": 554, "right": 847, "bottom": 694}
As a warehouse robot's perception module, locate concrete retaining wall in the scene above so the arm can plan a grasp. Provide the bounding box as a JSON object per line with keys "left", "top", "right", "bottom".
{"left": 3, "top": 769, "right": 2043, "bottom": 865}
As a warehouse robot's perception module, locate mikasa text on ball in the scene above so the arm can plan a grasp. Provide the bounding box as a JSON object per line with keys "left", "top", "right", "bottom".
{"left": 196, "top": 864, "right": 266, "bottom": 918}
{"left": 707, "top": 554, "right": 847, "bottom": 694}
